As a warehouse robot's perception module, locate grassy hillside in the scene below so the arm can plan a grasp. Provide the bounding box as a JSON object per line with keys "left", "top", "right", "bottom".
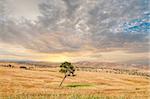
{"left": 0, "top": 65, "right": 150, "bottom": 99}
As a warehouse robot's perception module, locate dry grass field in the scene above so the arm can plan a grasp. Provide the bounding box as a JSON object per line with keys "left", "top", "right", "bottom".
{"left": 0, "top": 63, "right": 150, "bottom": 99}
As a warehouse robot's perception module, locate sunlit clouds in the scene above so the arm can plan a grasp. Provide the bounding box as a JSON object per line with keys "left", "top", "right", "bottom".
{"left": 0, "top": 0, "right": 149, "bottom": 64}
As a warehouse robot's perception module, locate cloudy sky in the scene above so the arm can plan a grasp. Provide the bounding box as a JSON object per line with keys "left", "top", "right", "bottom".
{"left": 0, "top": 0, "right": 149, "bottom": 64}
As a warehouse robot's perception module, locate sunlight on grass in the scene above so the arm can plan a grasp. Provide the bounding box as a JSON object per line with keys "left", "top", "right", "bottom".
{"left": 2, "top": 94, "right": 147, "bottom": 99}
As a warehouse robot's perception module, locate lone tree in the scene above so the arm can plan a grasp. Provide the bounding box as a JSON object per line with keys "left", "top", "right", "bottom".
{"left": 59, "top": 61, "right": 76, "bottom": 87}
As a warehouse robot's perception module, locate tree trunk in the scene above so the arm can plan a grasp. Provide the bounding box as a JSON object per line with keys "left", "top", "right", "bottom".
{"left": 59, "top": 75, "right": 67, "bottom": 87}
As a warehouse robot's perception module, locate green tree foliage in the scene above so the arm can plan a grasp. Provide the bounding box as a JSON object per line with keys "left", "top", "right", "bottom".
{"left": 59, "top": 62, "right": 76, "bottom": 87}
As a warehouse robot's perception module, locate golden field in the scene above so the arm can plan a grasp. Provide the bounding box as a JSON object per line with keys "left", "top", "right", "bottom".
{"left": 0, "top": 63, "right": 150, "bottom": 99}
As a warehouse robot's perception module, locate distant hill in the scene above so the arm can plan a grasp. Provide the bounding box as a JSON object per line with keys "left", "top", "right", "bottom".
{"left": 0, "top": 60, "right": 149, "bottom": 70}
{"left": 74, "top": 61, "right": 149, "bottom": 69}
